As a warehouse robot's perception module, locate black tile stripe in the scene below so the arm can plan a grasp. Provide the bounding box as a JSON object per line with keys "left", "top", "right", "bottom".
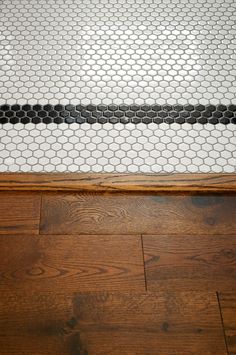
{"left": 0, "top": 103, "right": 235, "bottom": 125}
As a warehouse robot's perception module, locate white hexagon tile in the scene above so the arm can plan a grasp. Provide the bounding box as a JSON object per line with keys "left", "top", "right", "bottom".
{"left": 0, "top": 0, "right": 235, "bottom": 173}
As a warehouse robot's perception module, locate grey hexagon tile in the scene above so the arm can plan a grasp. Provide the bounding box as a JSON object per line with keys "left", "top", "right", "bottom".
{"left": 0, "top": 0, "right": 236, "bottom": 106}
{"left": 0, "top": 122, "right": 235, "bottom": 173}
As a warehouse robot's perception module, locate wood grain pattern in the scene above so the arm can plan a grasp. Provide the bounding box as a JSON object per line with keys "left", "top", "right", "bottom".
{"left": 0, "top": 292, "right": 73, "bottom": 354}
{"left": 71, "top": 291, "right": 226, "bottom": 355}
{"left": 0, "top": 292, "right": 227, "bottom": 355}
{"left": 0, "top": 173, "right": 235, "bottom": 192}
{"left": 40, "top": 192, "right": 236, "bottom": 235}
{"left": 219, "top": 293, "right": 236, "bottom": 354}
{"left": 143, "top": 234, "right": 236, "bottom": 292}
{"left": 0, "top": 234, "right": 145, "bottom": 292}
{"left": 0, "top": 192, "right": 41, "bottom": 234}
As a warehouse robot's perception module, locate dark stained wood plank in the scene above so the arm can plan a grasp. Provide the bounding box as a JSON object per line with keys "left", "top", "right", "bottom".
{"left": 143, "top": 234, "right": 236, "bottom": 292}
{"left": 0, "top": 292, "right": 227, "bottom": 355}
{"left": 219, "top": 293, "right": 236, "bottom": 354}
{"left": 40, "top": 192, "right": 236, "bottom": 235}
{"left": 0, "top": 192, "right": 41, "bottom": 234}
{"left": 0, "top": 292, "right": 73, "bottom": 354}
{"left": 0, "top": 234, "right": 145, "bottom": 292}
{"left": 72, "top": 292, "right": 227, "bottom": 355}
{"left": 0, "top": 173, "right": 235, "bottom": 193}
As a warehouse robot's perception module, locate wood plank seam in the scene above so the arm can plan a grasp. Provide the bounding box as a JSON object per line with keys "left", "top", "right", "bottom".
{"left": 217, "top": 292, "right": 230, "bottom": 355}
{"left": 140, "top": 235, "right": 147, "bottom": 292}
{"left": 38, "top": 193, "right": 43, "bottom": 235}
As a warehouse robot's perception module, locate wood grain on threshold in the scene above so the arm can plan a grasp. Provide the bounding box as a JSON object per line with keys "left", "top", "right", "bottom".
{"left": 0, "top": 173, "right": 235, "bottom": 192}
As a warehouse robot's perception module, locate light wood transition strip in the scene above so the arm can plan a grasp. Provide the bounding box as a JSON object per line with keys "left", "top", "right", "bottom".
{"left": 0, "top": 173, "right": 235, "bottom": 193}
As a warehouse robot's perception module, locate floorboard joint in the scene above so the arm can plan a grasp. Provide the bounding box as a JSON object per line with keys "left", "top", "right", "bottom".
{"left": 217, "top": 292, "right": 230, "bottom": 355}
{"left": 141, "top": 235, "right": 147, "bottom": 292}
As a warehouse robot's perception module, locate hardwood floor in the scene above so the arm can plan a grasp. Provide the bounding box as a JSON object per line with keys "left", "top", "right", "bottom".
{"left": 0, "top": 192, "right": 41, "bottom": 234}
{"left": 143, "top": 234, "right": 236, "bottom": 291}
{"left": 0, "top": 291, "right": 226, "bottom": 354}
{"left": 0, "top": 234, "right": 145, "bottom": 292}
{"left": 40, "top": 192, "right": 235, "bottom": 235}
{"left": 0, "top": 187, "right": 235, "bottom": 354}
{"left": 218, "top": 293, "right": 236, "bottom": 355}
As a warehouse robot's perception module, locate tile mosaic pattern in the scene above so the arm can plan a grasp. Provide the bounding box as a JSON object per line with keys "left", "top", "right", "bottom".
{"left": 0, "top": 122, "right": 235, "bottom": 173}
{"left": 0, "top": 0, "right": 235, "bottom": 174}
{"left": 0, "top": 0, "right": 236, "bottom": 106}
{"left": 0, "top": 103, "right": 236, "bottom": 125}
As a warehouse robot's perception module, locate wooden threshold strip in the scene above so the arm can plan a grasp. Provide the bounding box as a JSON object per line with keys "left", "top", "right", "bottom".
{"left": 0, "top": 173, "right": 235, "bottom": 193}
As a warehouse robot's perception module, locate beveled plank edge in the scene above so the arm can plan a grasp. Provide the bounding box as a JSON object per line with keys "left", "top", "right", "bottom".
{"left": 0, "top": 173, "right": 235, "bottom": 193}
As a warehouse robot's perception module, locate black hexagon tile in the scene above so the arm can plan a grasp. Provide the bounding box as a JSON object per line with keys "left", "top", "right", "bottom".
{"left": 0, "top": 104, "right": 235, "bottom": 125}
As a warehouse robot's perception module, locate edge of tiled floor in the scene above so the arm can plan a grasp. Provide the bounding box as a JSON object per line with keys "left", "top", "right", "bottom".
{"left": 0, "top": 0, "right": 235, "bottom": 173}
{"left": 0, "top": 122, "right": 235, "bottom": 173}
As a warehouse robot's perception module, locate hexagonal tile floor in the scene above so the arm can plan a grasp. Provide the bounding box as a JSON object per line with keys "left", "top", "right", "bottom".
{"left": 0, "top": 0, "right": 235, "bottom": 173}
